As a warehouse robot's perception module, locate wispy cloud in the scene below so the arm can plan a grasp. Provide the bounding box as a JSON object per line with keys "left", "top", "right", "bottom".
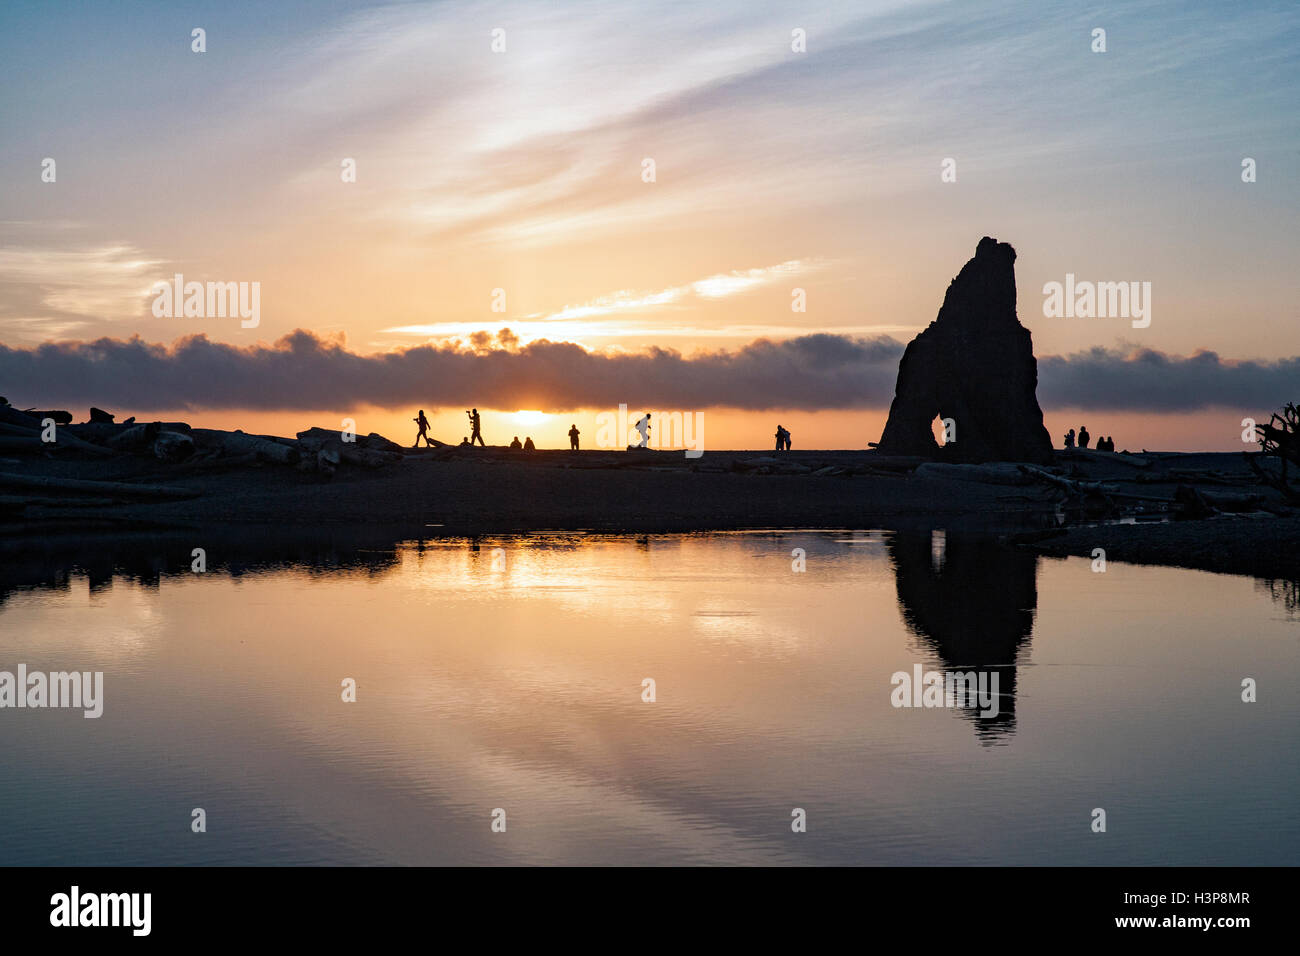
{"left": 384, "top": 260, "right": 829, "bottom": 341}
{"left": 0, "top": 241, "right": 163, "bottom": 336}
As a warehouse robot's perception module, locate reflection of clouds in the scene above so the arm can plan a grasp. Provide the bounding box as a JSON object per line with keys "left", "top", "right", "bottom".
{"left": 2, "top": 577, "right": 158, "bottom": 662}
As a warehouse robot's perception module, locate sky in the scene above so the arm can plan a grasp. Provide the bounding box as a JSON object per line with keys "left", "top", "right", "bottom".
{"left": 1, "top": 0, "right": 1297, "bottom": 450}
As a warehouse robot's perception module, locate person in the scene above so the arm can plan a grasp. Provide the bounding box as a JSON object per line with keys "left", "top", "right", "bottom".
{"left": 509, "top": 436, "right": 522, "bottom": 450}
{"left": 523, "top": 436, "right": 535, "bottom": 452}
{"left": 775, "top": 424, "right": 790, "bottom": 451}
{"left": 569, "top": 424, "right": 580, "bottom": 451}
{"left": 1063, "top": 428, "right": 1075, "bottom": 449}
{"left": 784, "top": 428, "right": 792, "bottom": 451}
{"left": 468, "top": 408, "right": 485, "bottom": 446}
{"left": 458, "top": 436, "right": 470, "bottom": 447}
{"left": 1078, "top": 425, "right": 1090, "bottom": 449}
{"left": 632, "top": 413, "right": 651, "bottom": 449}
{"left": 412, "top": 409, "right": 432, "bottom": 448}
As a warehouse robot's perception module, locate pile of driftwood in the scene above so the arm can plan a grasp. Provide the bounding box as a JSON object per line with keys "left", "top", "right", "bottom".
{"left": 0, "top": 401, "right": 404, "bottom": 481}
{"left": 1249, "top": 402, "right": 1300, "bottom": 502}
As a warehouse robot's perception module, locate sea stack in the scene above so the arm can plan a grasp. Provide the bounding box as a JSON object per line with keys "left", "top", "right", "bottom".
{"left": 876, "top": 236, "right": 1054, "bottom": 464}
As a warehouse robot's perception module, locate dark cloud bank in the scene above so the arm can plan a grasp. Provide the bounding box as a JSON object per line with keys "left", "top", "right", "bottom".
{"left": 2, "top": 330, "right": 1295, "bottom": 414}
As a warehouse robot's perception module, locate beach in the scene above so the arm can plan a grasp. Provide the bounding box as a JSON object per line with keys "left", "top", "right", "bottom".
{"left": 4, "top": 444, "right": 1297, "bottom": 581}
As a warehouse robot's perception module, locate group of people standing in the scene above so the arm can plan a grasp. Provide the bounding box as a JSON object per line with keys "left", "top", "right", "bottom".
{"left": 774, "top": 424, "right": 793, "bottom": 451}
{"left": 412, "top": 408, "right": 583, "bottom": 451}
{"left": 1063, "top": 426, "right": 1116, "bottom": 452}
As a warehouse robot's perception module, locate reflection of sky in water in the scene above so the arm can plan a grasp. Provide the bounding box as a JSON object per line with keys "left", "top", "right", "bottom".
{"left": 0, "top": 532, "right": 1295, "bottom": 865}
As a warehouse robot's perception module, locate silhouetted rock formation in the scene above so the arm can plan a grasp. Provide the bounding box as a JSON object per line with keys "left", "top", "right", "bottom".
{"left": 876, "top": 237, "right": 1053, "bottom": 463}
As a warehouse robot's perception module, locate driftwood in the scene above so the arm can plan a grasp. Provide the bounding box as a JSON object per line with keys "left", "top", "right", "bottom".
{"left": 314, "top": 442, "right": 342, "bottom": 478}
{"left": 0, "top": 405, "right": 43, "bottom": 429}
{"left": 0, "top": 472, "right": 201, "bottom": 500}
{"left": 105, "top": 423, "right": 162, "bottom": 451}
{"left": 89, "top": 407, "right": 116, "bottom": 423}
{"left": 192, "top": 429, "right": 301, "bottom": 465}
{"left": 1017, "top": 465, "right": 1116, "bottom": 494}
{"left": 1245, "top": 452, "right": 1300, "bottom": 502}
{"left": 297, "top": 427, "right": 405, "bottom": 454}
{"left": 68, "top": 422, "right": 191, "bottom": 442}
{"left": 1058, "top": 449, "right": 1153, "bottom": 469}
{"left": 22, "top": 409, "right": 73, "bottom": 425}
{"left": 153, "top": 431, "right": 195, "bottom": 462}
{"left": 0, "top": 420, "right": 115, "bottom": 457}
{"left": 914, "top": 462, "right": 1031, "bottom": 485}
{"left": 861, "top": 455, "right": 930, "bottom": 471}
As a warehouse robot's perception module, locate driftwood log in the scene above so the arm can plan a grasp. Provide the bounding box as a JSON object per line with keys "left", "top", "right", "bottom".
{"left": 192, "top": 429, "right": 301, "bottom": 465}
{"left": 0, "top": 419, "right": 115, "bottom": 457}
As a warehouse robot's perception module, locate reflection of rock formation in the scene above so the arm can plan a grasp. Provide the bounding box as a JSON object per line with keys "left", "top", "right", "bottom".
{"left": 876, "top": 237, "right": 1054, "bottom": 463}
{"left": 888, "top": 529, "right": 1037, "bottom": 740}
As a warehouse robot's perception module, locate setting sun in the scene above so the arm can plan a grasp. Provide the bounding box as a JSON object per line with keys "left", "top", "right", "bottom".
{"left": 512, "top": 410, "right": 548, "bottom": 426}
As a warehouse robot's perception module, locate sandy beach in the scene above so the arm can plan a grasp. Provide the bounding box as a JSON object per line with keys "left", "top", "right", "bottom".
{"left": 4, "top": 444, "right": 1297, "bottom": 581}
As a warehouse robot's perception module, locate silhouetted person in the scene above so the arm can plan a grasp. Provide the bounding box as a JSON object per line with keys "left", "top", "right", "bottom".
{"left": 632, "top": 413, "right": 651, "bottom": 449}
{"left": 1106, "top": 436, "right": 1115, "bottom": 452}
{"left": 509, "top": 436, "right": 522, "bottom": 450}
{"left": 784, "top": 428, "right": 792, "bottom": 451}
{"left": 1078, "top": 425, "right": 1090, "bottom": 449}
{"left": 523, "top": 436, "right": 535, "bottom": 452}
{"left": 468, "top": 408, "right": 485, "bottom": 446}
{"left": 569, "top": 424, "right": 580, "bottom": 450}
{"left": 412, "top": 409, "right": 432, "bottom": 447}
{"left": 1063, "top": 428, "right": 1075, "bottom": 449}
{"left": 775, "top": 424, "right": 791, "bottom": 451}
{"left": 459, "top": 436, "right": 470, "bottom": 447}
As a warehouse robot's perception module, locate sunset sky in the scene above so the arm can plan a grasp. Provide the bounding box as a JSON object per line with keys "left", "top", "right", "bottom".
{"left": 1, "top": 0, "right": 1297, "bottom": 450}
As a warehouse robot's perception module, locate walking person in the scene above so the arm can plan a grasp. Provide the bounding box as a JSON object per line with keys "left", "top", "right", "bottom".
{"left": 412, "top": 409, "right": 432, "bottom": 448}
{"left": 468, "top": 408, "right": 485, "bottom": 446}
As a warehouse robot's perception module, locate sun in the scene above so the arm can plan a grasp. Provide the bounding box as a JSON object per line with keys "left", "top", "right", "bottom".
{"left": 512, "top": 410, "right": 547, "bottom": 426}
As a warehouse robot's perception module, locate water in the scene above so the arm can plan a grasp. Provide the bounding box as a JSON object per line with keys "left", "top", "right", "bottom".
{"left": 1, "top": 529, "right": 1295, "bottom": 865}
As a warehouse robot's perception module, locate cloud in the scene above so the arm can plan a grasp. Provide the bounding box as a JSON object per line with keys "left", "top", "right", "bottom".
{"left": 1037, "top": 346, "right": 1300, "bottom": 412}
{"left": 384, "top": 260, "right": 825, "bottom": 337}
{"left": 1, "top": 331, "right": 1295, "bottom": 416}
{"left": 0, "top": 242, "right": 162, "bottom": 334}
